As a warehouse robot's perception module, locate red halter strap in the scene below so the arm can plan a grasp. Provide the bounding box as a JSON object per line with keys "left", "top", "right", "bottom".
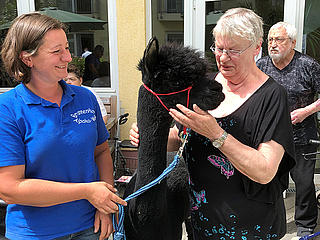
{"left": 143, "top": 84, "right": 192, "bottom": 111}
{"left": 143, "top": 84, "right": 192, "bottom": 135}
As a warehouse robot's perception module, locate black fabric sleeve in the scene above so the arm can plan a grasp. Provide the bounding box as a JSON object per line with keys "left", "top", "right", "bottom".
{"left": 241, "top": 79, "right": 296, "bottom": 203}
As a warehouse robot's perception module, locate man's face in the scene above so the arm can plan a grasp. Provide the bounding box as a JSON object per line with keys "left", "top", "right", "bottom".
{"left": 97, "top": 50, "right": 104, "bottom": 58}
{"left": 268, "top": 27, "right": 295, "bottom": 62}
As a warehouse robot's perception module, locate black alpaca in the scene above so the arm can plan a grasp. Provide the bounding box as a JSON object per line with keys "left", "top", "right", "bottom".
{"left": 123, "top": 37, "right": 225, "bottom": 240}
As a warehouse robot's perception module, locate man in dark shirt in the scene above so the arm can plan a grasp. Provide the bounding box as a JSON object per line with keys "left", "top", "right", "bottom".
{"left": 257, "top": 22, "right": 320, "bottom": 238}
{"left": 83, "top": 45, "right": 104, "bottom": 86}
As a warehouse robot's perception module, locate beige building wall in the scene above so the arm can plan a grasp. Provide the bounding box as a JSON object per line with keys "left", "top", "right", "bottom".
{"left": 116, "top": 0, "right": 146, "bottom": 139}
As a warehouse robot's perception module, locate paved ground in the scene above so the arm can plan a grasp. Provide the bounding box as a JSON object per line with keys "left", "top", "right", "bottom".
{"left": 281, "top": 190, "right": 320, "bottom": 240}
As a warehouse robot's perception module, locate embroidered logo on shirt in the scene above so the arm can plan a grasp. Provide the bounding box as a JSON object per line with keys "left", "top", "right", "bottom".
{"left": 207, "top": 155, "right": 234, "bottom": 179}
{"left": 70, "top": 108, "right": 96, "bottom": 124}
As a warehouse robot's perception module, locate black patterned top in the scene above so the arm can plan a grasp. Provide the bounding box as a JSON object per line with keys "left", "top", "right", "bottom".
{"left": 180, "top": 78, "right": 295, "bottom": 239}
{"left": 257, "top": 51, "right": 320, "bottom": 145}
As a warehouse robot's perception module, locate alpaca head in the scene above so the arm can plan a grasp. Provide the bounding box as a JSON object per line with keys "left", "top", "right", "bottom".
{"left": 137, "top": 37, "right": 224, "bottom": 111}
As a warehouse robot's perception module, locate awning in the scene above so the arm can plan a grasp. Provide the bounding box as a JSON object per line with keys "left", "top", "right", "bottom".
{"left": 0, "top": 22, "right": 12, "bottom": 30}
{"left": 0, "top": 7, "right": 106, "bottom": 31}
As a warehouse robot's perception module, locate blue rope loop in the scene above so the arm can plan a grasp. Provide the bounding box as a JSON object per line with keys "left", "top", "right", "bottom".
{"left": 112, "top": 128, "right": 190, "bottom": 240}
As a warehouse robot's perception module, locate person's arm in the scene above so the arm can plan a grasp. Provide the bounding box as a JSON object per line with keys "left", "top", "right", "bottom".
{"left": 95, "top": 141, "right": 114, "bottom": 193}
{"left": 129, "top": 123, "right": 181, "bottom": 152}
{"left": 86, "top": 88, "right": 108, "bottom": 125}
{"left": 88, "top": 63, "right": 99, "bottom": 76}
{"left": 0, "top": 162, "right": 126, "bottom": 214}
{"left": 94, "top": 141, "right": 116, "bottom": 239}
{"left": 167, "top": 125, "right": 181, "bottom": 152}
{"left": 291, "top": 98, "right": 320, "bottom": 124}
{"left": 169, "top": 104, "right": 284, "bottom": 184}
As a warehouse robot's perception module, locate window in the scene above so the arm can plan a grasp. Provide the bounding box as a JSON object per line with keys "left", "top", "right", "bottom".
{"left": 303, "top": 0, "right": 320, "bottom": 63}
{"left": 166, "top": 32, "right": 183, "bottom": 44}
{"left": 76, "top": 0, "right": 91, "bottom": 14}
{"left": 0, "top": 0, "right": 17, "bottom": 87}
{"left": 152, "top": 0, "right": 184, "bottom": 46}
{"left": 204, "top": 0, "right": 284, "bottom": 72}
{"left": 166, "top": 0, "right": 183, "bottom": 14}
{"left": 0, "top": 0, "right": 117, "bottom": 91}
{"left": 35, "top": 0, "right": 91, "bottom": 13}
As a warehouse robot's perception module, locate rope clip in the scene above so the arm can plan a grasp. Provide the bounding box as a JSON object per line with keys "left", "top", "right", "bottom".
{"left": 178, "top": 128, "right": 190, "bottom": 158}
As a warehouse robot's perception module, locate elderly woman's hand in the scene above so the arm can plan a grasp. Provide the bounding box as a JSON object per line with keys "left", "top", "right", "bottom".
{"left": 129, "top": 123, "right": 140, "bottom": 147}
{"left": 169, "top": 104, "right": 224, "bottom": 140}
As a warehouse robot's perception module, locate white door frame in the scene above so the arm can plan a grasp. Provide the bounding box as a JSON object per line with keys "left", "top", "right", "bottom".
{"left": 16, "top": 0, "right": 35, "bottom": 15}
{"left": 184, "top": 0, "right": 206, "bottom": 54}
{"left": 284, "top": 0, "right": 305, "bottom": 52}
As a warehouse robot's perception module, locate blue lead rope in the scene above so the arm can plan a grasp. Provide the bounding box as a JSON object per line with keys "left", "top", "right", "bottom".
{"left": 112, "top": 129, "right": 190, "bottom": 240}
{"left": 300, "top": 232, "right": 320, "bottom": 240}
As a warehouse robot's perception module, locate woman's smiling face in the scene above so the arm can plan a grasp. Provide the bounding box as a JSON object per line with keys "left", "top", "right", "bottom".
{"left": 28, "top": 29, "right": 72, "bottom": 83}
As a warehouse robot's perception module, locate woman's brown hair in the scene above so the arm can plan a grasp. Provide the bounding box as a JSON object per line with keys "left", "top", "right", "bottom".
{"left": 1, "top": 12, "right": 67, "bottom": 84}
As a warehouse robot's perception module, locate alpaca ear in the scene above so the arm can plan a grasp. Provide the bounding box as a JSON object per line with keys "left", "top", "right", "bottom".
{"left": 143, "top": 37, "right": 159, "bottom": 75}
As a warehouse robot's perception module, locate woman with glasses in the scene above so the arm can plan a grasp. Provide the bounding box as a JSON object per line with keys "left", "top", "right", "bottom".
{"left": 130, "top": 8, "right": 295, "bottom": 239}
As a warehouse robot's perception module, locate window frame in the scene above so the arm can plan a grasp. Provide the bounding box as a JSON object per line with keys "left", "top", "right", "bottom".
{"left": 146, "top": 0, "right": 306, "bottom": 52}
{"left": 1, "top": 0, "right": 118, "bottom": 101}
{"left": 166, "top": 31, "right": 184, "bottom": 43}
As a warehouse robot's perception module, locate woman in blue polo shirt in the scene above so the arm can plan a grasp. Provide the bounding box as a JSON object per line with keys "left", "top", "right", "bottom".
{"left": 0, "top": 13, "right": 126, "bottom": 240}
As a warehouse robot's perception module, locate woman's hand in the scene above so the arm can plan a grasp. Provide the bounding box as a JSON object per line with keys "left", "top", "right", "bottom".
{"left": 94, "top": 211, "right": 113, "bottom": 240}
{"left": 86, "top": 181, "right": 127, "bottom": 215}
{"left": 169, "top": 104, "right": 224, "bottom": 140}
{"left": 129, "top": 122, "right": 139, "bottom": 147}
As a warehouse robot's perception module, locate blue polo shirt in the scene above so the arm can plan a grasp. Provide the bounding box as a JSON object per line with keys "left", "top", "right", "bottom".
{"left": 0, "top": 80, "right": 109, "bottom": 239}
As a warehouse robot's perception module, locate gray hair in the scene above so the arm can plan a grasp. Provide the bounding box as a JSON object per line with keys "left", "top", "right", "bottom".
{"left": 213, "top": 8, "right": 264, "bottom": 44}
{"left": 269, "top": 22, "right": 297, "bottom": 41}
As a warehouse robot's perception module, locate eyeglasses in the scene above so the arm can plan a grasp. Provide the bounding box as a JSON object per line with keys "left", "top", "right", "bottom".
{"left": 268, "top": 37, "right": 290, "bottom": 44}
{"left": 210, "top": 42, "right": 253, "bottom": 58}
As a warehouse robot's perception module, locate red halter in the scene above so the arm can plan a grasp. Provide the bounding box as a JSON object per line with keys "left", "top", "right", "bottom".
{"left": 143, "top": 84, "right": 192, "bottom": 135}
{"left": 143, "top": 84, "right": 192, "bottom": 111}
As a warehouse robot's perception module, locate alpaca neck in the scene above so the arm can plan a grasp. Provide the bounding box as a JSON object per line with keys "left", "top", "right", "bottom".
{"left": 135, "top": 88, "right": 172, "bottom": 188}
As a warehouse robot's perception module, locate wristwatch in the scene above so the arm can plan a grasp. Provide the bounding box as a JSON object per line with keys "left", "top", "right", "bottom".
{"left": 211, "top": 130, "right": 228, "bottom": 149}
